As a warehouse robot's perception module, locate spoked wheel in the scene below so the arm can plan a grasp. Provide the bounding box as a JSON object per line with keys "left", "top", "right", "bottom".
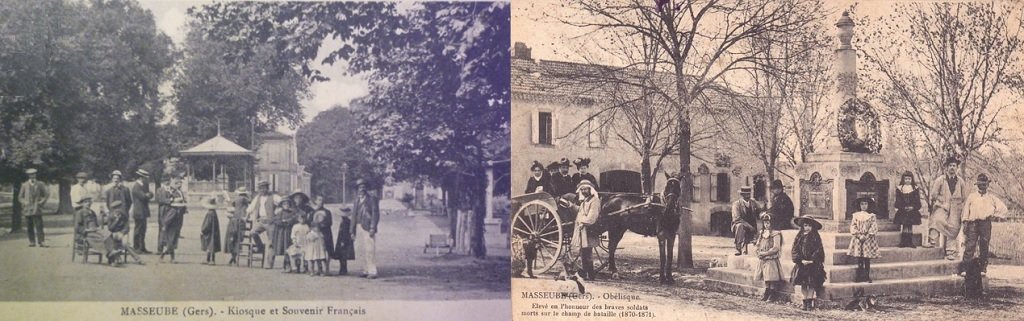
{"left": 566, "top": 233, "right": 610, "bottom": 273}
{"left": 511, "top": 200, "right": 563, "bottom": 274}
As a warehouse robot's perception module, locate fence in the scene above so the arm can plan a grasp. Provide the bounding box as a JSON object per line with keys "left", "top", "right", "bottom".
{"left": 991, "top": 221, "right": 1024, "bottom": 265}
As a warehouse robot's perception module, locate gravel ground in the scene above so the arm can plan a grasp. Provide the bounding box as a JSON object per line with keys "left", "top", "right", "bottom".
{"left": 516, "top": 232, "right": 1024, "bottom": 321}
{"left": 0, "top": 203, "right": 509, "bottom": 301}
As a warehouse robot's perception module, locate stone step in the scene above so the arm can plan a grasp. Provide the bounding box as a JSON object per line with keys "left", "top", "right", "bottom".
{"left": 704, "top": 268, "right": 978, "bottom": 301}
{"left": 710, "top": 258, "right": 960, "bottom": 287}
{"left": 817, "top": 220, "right": 903, "bottom": 233}
{"left": 830, "top": 232, "right": 921, "bottom": 249}
{"left": 830, "top": 247, "right": 945, "bottom": 265}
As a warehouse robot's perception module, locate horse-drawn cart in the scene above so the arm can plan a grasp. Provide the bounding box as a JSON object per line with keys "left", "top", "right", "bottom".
{"left": 510, "top": 192, "right": 611, "bottom": 275}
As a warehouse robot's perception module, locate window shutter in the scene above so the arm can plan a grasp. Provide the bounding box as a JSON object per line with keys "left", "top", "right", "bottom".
{"left": 710, "top": 173, "right": 718, "bottom": 202}
{"left": 531, "top": 110, "right": 540, "bottom": 144}
{"left": 551, "top": 112, "right": 560, "bottom": 146}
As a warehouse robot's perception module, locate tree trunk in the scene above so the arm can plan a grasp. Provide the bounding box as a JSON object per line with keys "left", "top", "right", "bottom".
{"left": 11, "top": 183, "right": 22, "bottom": 231}
{"left": 641, "top": 156, "right": 653, "bottom": 194}
{"left": 58, "top": 180, "right": 73, "bottom": 214}
{"left": 676, "top": 105, "right": 694, "bottom": 269}
{"left": 470, "top": 188, "right": 487, "bottom": 259}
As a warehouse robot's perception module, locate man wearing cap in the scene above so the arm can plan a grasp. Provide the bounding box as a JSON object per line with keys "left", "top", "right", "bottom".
{"left": 731, "top": 186, "right": 760, "bottom": 255}
{"left": 71, "top": 172, "right": 90, "bottom": 206}
{"left": 247, "top": 180, "right": 281, "bottom": 266}
{"left": 130, "top": 169, "right": 154, "bottom": 253}
{"left": 766, "top": 179, "right": 795, "bottom": 230}
{"left": 927, "top": 157, "right": 967, "bottom": 260}
{"left": 959, "top": 173, "right": 1007, "bottom": 276}
{"left": 350, "top": 179, "right": 380, "bottom": 279}
{"left": 19, "top": 168, "right": 49, "bottom": 247}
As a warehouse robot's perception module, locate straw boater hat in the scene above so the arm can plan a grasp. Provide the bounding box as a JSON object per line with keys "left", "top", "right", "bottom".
{"left": 25, "top": 168, "right": 37, "bottom": 175}
{"left": 110, "top": 170, "right": 123, "bottom": 179}
{"left": 75, "top": 172, "right": 89, "bottom": 179}
{"left": 257, "top": 180, "right": 270, "bottom": 187}
{"left": 135, "top": 169, "right": 150, "bottom": 178}
{"left": 235, "top": 186, "right": 248, "bottom": 196}
{"left": 559, "top": 158, "right": 570, "bottom": 167}
{"left": 356, "top": 178, "right": 369, "bottom": 187}
{"left": 792, "top": 216, "right": 822, "bottom": 230}
{"left": 739, "top": 186, "right": 753, "bottom": 194}
{"left": 76, "top": 196, "right": 93, "bottom": 205}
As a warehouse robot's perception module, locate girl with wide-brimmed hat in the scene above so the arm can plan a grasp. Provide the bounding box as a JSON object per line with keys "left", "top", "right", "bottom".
{"left": 849, "top": 197, "right": 881, "bottom": 283}
{"left": 753, "top": 211, "right": 784, "bottom": 302}
{"left": 894, "top": 171, "right": 923, "bottom": 248}
{"left": 791, "top": 216, "right": 826, "bottom": 310}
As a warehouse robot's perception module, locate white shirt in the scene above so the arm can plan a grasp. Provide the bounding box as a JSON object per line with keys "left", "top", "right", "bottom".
{"left": 961, "top": 191, "right": 1007, "bottom": 222}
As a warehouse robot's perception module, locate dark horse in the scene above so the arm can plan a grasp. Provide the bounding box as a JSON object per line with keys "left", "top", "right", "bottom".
{"left": 561, "top": 176, "right": 682, "bottom": 284}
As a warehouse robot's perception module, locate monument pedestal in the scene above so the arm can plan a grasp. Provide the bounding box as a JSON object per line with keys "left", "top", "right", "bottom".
{"left": 704, "top": 152, "right": 981, "bottom": 302}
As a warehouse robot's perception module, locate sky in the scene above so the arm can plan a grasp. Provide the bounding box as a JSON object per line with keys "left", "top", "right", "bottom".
{"left": 137, "top": 0, "right": 370, "bottom": 134}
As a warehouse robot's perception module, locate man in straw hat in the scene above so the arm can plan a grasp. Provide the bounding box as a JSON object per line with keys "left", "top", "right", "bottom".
{"left": 247, "top": 180, "right": 282, "bottom": 266}
{"left": 959, "top": 173, "right": 1007, "bottom": 276}
{"left": 19, "top": 168, "right": 48, "bottom": 247}
{"left": 350, "top": 178, "right": 380, "bottom": 279}
{"left": 129, "top": 169, "right": 154, "bottom": 253}
{"left": 562, "top": 179, "right": 600, "bottom": 280}
{"left": 927, "top": 156, "right": 967, "bottom": 260}
{"left": 731, "top": 185, "right": 761, "bottom": 256}
{"left": 105, "top": 170, "right": 132, "bottom": 230}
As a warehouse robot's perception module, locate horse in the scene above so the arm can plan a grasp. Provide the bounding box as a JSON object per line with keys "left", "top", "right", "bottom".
{"left": 560, "top": 175, "right": 682, "bottom": 284}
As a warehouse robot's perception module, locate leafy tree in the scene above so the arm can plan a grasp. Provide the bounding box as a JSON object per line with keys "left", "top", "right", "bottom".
{"left": 296, "top": 103, "right": 376, "bottom": 203}
{"left": 190, "top": 2, "right": 509, "bottom": 258}
{"left": 0, "top": 0, "right": 174, "bottom": 221}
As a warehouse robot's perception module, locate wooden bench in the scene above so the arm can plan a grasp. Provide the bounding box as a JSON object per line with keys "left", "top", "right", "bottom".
{"left": 423, "top": 234, "right": 452, "bottom": 255}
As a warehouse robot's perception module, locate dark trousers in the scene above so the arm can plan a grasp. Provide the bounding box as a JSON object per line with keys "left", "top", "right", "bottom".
{"left": 26, "top": 215, "right": 44, "bottom": 244}
{"left": 962, "top": 220, "right": 992, "bottom": 272}
{"left": 157, "top": 219, "right": 165, "bottom": 253}
{"left": 161, "top": 214, "right": 184, "bottom": 253}
{"left": 581, "top": 247, "right": 594, "bottom": 280}
{"left": 734, "top": 224, "right": 754, "bottom": 253}
{"left": 133, "top": 218, "right": 148, "bottom": 251}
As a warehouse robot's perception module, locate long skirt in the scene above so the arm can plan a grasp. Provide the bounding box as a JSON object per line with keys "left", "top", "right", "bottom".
{"left": 200, "top": 212, "right": 221, "bottom": 253}
{"left": 270, "top": 225, "right": 293, "bottom": 256}
{"left": 791, "top": 262, "right": 826, "bottom": 287}
{"left": 223, "top": 219, "right": 245, "bottom": 254}
{"left": 161, "top": 213, "right": 184, "bottom": 252}
{"left": 754, "top": 258, "right": 784, "bottom": 282}
{"left": 893, "top": 208, "right": 922, "bottom": 226}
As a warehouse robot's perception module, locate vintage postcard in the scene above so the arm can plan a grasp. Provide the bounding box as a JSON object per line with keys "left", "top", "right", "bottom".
{"left": 0, "top": 0, "right": 510, "bottom": 320}
{"left": 510, "top": 0, "right": 1024, "bottom": 320}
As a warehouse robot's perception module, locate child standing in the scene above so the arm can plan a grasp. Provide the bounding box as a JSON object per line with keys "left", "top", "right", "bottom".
{"left": 791, "top": 216, "right": 826, "bottom": 310}
{"left": 289, "top": 214, "right": 311, "bottom": 273}
{"left": 894, "top": 171, "right": 922, "bottom": 248}
{"left": 333, "top": 208, "right": 355, "bottom": 276}
{"left": 753, "top": 212, "right": 784, "bottom": 302}
{"left": 306, "top": 211, "right": 329, "bottom": 276}
{"left": 849, "top": 197, "right": 881, "bottom": 283}
{"left": 200, "top": 198, "right": 222, "bottom": 265}
{"left": 223, "top": 207, "right": 246, "bottom": 266}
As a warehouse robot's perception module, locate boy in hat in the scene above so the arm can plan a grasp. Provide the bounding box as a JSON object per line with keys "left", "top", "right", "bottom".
{"left": 959, "top": 173, "right": 1007, "bottom": 276}
{"left": 928, "top": 156, "right": 967, "bottom": 260}
{"left": 767, "top": 179, "right": 795, "bottom": 230}
{"left": 19, "top": 168, "right": 48, "bottom": 247}
{"left": 731, "top": 186, "right": 760, "bottom": 255}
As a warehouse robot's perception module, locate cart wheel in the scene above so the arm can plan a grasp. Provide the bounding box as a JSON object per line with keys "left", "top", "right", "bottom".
{"left": 566, "top": 233, "right": 610, "bottom": 273}
{"left": 511, "top": 200, "right": 563, "bottom": 274}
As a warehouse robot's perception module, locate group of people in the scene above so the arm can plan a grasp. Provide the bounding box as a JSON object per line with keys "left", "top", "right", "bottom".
{"left": 742, "top": 156, "right": 1009, "bottom": 309}
{"left": 525, "top": 158, "right": 599, "bottom": 196}
{"left": 63, "top": 168, "right": 383, "bottom": 279}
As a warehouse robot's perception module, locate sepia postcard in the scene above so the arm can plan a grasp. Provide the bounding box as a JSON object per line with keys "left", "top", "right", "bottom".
{"left": 0, "top": 0, "right": 509, "bottom": 320}
{"left": 509, "top": 0, "right": 1024, "bottom": 320}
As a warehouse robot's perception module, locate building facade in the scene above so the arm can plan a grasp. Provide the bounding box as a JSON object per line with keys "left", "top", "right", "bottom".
{"left": 511, "top": 42, "right": 784, "bottom": 235}
{"left": 256, "top": 131, "right": 311, "bottom": 195}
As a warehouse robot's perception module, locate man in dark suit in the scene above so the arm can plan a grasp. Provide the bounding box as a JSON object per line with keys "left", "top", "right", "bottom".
{"left": 351, "top": 179, "right": 381, "bottom": 279}
{"left": 130, "top": 169, "right": 153, "bottom": 253}
{"left": 105, "top": 170, "right": 132, "bottom": 229}
{"left": 19, "top": 168, "right": 49, "bottom": 247}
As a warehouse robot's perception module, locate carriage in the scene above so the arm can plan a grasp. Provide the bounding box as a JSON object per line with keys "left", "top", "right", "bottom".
{"left": 511, "top": 170, "right": 674, "bottom": 275}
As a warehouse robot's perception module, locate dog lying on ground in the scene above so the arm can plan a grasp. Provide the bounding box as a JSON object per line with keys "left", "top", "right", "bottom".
{"left": 844, "top": 288, "right": 878, "bottom": 311}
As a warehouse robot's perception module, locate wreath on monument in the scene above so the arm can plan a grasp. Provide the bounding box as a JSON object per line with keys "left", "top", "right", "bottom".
{"left": 837, "top": 98, "right": 882, "bottom": 153}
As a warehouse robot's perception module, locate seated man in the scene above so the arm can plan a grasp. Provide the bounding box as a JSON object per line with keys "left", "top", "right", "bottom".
{"left": 106, "top": 200, "right": 144, "bottom": 266}
{"left": 74, "top": 197, "right": 116, "bottom": 260}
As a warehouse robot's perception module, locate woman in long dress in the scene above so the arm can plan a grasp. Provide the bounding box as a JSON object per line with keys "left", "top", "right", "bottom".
{"left": 753, "top": 212, "right": 784, "bottom": 302}
{"left": 200, "top": 198, "right": 221, "bottom": 265}
{"left": 849, "top": 197, "right": 881, "bottom": 283}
